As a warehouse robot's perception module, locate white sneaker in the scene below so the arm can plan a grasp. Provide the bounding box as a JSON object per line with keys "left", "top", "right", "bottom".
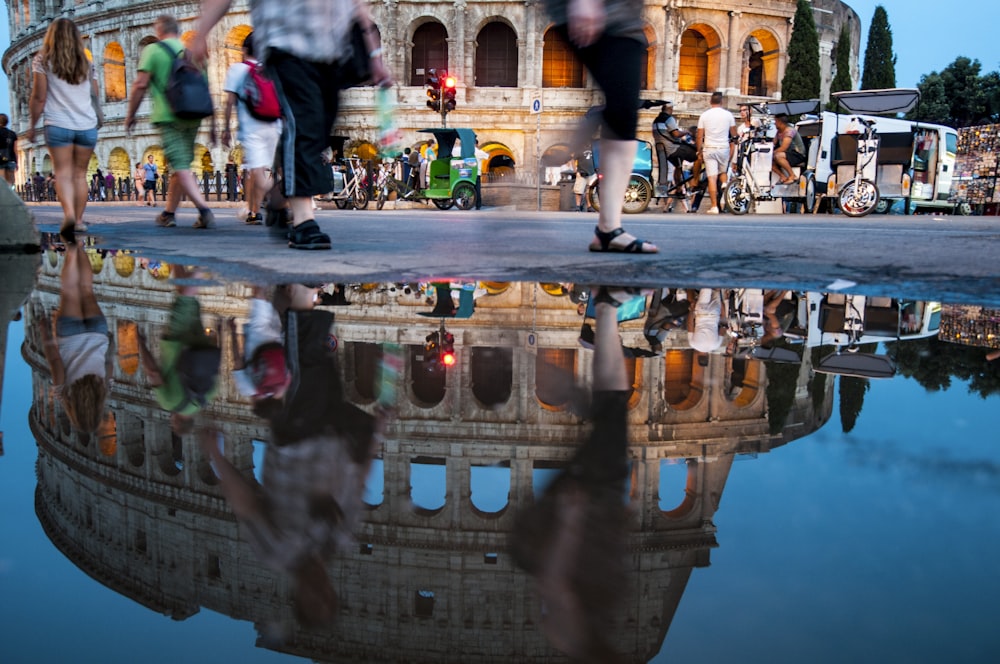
{"left": 707, "top": 206, "right": 720, "bottom": 214}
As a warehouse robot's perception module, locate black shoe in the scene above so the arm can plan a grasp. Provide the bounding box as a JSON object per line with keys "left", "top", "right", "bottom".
{"left": 288, "top": 219, "right": 331, "bottom": 250}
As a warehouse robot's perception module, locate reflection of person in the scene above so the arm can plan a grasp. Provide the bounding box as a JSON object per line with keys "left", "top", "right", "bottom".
{"left": 696, "top": 91, "right": 736, "bottom": 215}
{"left": 0, "top": 113, "right": 18, "bottom": 186}
{"left": 688, "top": 288, "right": 726, "bottom": 353}
{"left": 191, "top": 0, "right": 392, "bottom": 250}
{"left": 513, "top": 285, "right": 635, "bottom": 662}
{"left": 543, "top": 0, "right": 656, "bottom": 253}
{"left": 125, "top": 15, "right": 216, "bottom": 230}
{"left": 38, "top": 240, "right": 113, "bottom": 439}
{"left": 137, "top": 265, "right": 221, "bottom": 434}
{"left": 229, "top": 285, "right": 291, "bottom": 410}
{"left": 26, "top": 18, "right": 103, "bottom": 238}
{"left": 772, "top": 114, "right": 806, "bottom": 184}
{"left": 222, "top": 32, "right": 282, "bottom": 225}
{"left": 201, "top": 285, "right": 379, "bottom": 628}
{"left": 760, "top": 289, "right": 793, "bottom": 347}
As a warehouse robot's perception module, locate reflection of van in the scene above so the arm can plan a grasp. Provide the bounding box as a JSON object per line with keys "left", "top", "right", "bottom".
{"left": 797, "top": 112, "right": 958, "bottom": 212}
{"left": 784, "top": 293, "right": 941, "bottom": 347}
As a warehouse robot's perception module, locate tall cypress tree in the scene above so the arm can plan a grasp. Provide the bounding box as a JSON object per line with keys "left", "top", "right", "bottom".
{"left": 861, "top": 6, "right": 896, "bottom": 89}
{"left": 830, "top": 25, "right": 853, "bottom": 95}
{"left": 781, "top": 0, "right": 821, "bottom": 100}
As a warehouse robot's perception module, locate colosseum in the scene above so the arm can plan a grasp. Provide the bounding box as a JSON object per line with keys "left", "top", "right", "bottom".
{"left": 19, "top": 246, "right": 836, "bottom": 660}
{"left": 3, "top": 0, "right": 859, "bottom": 187}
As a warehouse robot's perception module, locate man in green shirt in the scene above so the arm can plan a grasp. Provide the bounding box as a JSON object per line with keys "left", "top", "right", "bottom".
{"left": 124, "top": 14, "right": 216, "bottom": 229}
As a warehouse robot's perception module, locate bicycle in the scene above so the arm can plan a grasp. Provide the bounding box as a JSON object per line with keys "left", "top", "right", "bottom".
{"left": 318, "top": 156, "right": 370, "bottom": 210}
{"left": 374, "top": 161, "right": 418, "bottom": 210}
{"left": 836, "top": 117, "right": 880, "bottom": 217}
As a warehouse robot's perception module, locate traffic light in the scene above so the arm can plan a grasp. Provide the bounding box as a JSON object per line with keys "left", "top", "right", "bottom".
{"left": 442, "top": 75, "right": 457, "bottom": 112}
{"left": 423, "top": 328, "right": 456, "bottom": 370}
{"left": 426, "top": 68, "right": 441, "bottom": 112}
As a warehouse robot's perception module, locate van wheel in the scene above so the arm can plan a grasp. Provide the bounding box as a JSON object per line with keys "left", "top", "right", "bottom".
{"left": 956, "top": 202, "right": 973, "bottom": 216}
{"left": 804, "top": 174, "right": 816, "bottom": 213}
{"left": 873, "top": 198, "right": 890, "bottom": 214}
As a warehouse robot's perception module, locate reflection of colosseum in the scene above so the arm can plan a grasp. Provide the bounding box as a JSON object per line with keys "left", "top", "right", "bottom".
{"left": 25, "top": 256, "right": 834, "bottom": 661}
{"left": 4, "top": 0, "right": 859, "bottom": 186}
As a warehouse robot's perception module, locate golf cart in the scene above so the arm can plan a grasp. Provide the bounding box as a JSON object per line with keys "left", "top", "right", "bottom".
{"left": 724, "top": 99, "right": 822, "bottom": 215}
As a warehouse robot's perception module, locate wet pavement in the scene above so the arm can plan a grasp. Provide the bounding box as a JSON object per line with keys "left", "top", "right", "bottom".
{"left": 1, "top": 201, "right": 999, "bottom": 663}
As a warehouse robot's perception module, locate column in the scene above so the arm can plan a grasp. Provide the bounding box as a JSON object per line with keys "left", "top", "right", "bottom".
{"left": 726, "top": 11, "right": 742, "bottom": 96}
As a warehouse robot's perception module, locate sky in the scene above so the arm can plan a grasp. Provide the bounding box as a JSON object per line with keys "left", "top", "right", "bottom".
{"left": 1, "top": 0, "right": 999, "bottom": 116}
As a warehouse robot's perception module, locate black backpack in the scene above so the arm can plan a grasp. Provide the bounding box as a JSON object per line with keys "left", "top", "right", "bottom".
{"left": 156, "top": 41, "right": 214, "bottom": 120}
{"left": 175, "top": 346, "right": 221, "bottom": 409}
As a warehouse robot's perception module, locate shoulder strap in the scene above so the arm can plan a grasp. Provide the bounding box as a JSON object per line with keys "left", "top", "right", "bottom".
{"left": 156, "top": 40, "right": 180, "bottom": 60}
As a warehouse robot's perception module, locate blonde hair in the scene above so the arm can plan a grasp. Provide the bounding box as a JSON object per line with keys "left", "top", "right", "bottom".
{"left": 40, "top": 18, "right": 90, "bottom": 85}
{"left": 62, "top": 374, "right": 108, "bottom": 434}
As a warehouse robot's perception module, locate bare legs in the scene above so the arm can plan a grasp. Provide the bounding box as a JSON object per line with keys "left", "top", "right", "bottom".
{"left": 49, "top": 143, "right": 94, "bottom": 232}
{"left": 164, "top": 169, "right": 210, "bottom": 214}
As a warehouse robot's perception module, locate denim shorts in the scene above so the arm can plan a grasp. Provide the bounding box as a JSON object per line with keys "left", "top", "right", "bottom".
{"left": 56, "top": 315, "right": 108, "bottom": 337}
{"left": 45, "top": 125, "right": 98, "bottom": 149}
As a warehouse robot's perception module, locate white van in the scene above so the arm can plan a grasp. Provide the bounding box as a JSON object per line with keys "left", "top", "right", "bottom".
{"left": 796, "top": 112, "right": 958, "bottom": 213}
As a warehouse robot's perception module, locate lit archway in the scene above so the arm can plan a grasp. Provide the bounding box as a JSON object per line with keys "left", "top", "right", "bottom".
{"left": 742, "top": 29, "right": 781, "bottom": 97}
{"left": 542, "top": 27, "right": 583, "bottom": 88}
{"left": 103, "top": 42, "right": 126, "bottom": 102}
{"left": 223, "top": 24, "right": 253, "bottom": 70}
{"left": 678, "top": 24, "right": 722, "bottom": 92}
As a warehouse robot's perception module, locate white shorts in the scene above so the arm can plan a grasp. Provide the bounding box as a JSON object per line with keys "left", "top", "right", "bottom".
{"left": 702, "top": 147, "right": 731, "bottom": 177}
{"left": 240, "top": 124, "right": 281, "bottom": 170}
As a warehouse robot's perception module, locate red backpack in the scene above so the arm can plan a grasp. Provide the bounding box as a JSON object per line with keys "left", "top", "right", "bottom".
{"left": 240, "top": 60, "right": 281, "bottom": 122}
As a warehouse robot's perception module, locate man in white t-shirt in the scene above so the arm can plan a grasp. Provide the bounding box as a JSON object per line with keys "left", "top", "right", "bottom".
{"left": 222, "top": 32, "right": 282, "bottom": 225}
{"left": 696, "top": 92, "right": 737, "bottom": 214}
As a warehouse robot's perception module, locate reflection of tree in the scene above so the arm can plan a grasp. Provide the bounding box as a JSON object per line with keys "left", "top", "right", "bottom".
{"left": 889, "top": 338, "right": 1000, "bottom": 398}
{"left": 838, "top": 343, "right": 877, "bottom": 434}
{"left": 766, "top": 360, "right": 800, "bottom": 434}
{"left": 810, "top": 346, "right": 834, "bottom": 412}
{"left": 839, "top": 376, "right": 868, "bottom": 433}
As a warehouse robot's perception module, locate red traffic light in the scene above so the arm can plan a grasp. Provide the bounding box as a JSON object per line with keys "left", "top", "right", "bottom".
{"left": 444, "top": 76, "right": 456, "bottom": 89}
{"left": 440, "top": 351, "right": 456, "bottom": 367}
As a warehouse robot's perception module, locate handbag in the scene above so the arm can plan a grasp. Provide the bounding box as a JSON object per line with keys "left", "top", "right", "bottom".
{"left": 338, "top": 20, "right": 372, "bottom": 88}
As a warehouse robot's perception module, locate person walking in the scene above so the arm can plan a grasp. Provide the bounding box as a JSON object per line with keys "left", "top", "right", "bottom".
{"left": 540, "top": 0, "right": 657, "bottom": 253}
{"left": 141, "top": 154, "right": 158, "bottom": 206}
{"left": 221, "top": 32, "right": 282, "bottom": 225}
{"left": 133, "top": 162, "right": 145, "bottom": 201}
{"left": 25, "top": 18, "right": 103, "bottom": 238}
{"left": 695, "top": 91, "right": 736, "bottom": 215}
{"left": 124, "top": 14, "right": 216, "bottom": 229}
{"left": 191, "top": 0, "right": 391, "bottom": 250}
{"left": 0, "top": 114, "right": 17, "bottom": 186}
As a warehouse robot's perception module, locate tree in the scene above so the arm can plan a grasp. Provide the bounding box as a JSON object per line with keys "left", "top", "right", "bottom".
{"left": 861, "top": 6, "right": 896, "bottom": 90}
{"left": 827, "top": 24, "right": 853, "bottom": 110}
{"left": 910, "top": 57, "right": 1000, "bottom": 127}
{"left": 781, "top": 0, "right": 821, "bottom": 100}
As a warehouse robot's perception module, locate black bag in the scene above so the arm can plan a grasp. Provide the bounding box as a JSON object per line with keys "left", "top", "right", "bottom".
{"left": 156, "top": 41, "right": 214, "bottom": 120}
{"left": 338, "top": 21, "right": 372, "bottom": 88}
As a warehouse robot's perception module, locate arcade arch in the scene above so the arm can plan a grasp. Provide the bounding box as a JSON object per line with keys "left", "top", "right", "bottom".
{"left": 742, "top": 29, "right": 781, "bottom": 97}
{"left": 678, "top": 24, "right": 722, "bottom": 92}
{"left": 542, "top": 27, "right": 583, "bottom": 88}
{"left": 410, "top": 21, "right": 449, "bottom": 86}
{"left": 102, "top": 42, "right": 126, "bottom": 102}
{"left": 475, "top": 21, "right": 517, "bottom": 87}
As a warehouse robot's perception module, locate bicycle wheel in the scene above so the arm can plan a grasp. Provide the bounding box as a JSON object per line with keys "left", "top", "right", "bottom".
{"left": 453, "top": 182, "right": 477, "bottom": 210}
{"left": 838, "top": 178, "right": 879, "bottom": 217}
{"left": 433, "top": 198, "right": 454, "bottom": 210}
{"left": 353, "top": 188, "right": 369, "bottom": 210}
{"left": 724, "top": 175, "right": 753, "bottom": 215}
{"left": 334, "top": 198, "right": 348, "bottom": 210}
{"left": 586, "top": 182, "right": 600, "bottom": 213}
{"left": 622, "top": 175, "right": 651, "bottom": 214}
{"left": 376, "top": 184, "right": 387, "bottom": 210}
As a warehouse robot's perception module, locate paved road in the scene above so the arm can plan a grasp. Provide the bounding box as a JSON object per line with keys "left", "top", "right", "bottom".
{"left": 22, "top": 202, "right": 1000, "bottom": 306}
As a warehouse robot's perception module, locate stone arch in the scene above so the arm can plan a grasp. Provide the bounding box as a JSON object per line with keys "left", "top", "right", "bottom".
{"left": 194, "top": 144, "right": 213, "bottom": 175}
{"left": 741, "top": 28, "right": 781, "bottom": 97}
{"left": 103, "top": 42, "right": 126, "bottom": 102}
{"left": 223, "top": 24, "right": 253, "bottom": 70}
{"left": 470, "top": 462, "right": 511, "bottom": 517}
{"left": 180, "top": 30, "right": 198, "bottom": 47}
{"left": 409, "top": 19, "right": 449, "bottom": 86}
{"left": 107, "top": 147, "right": 130, "bottom": 180}
{"left": 660, "top": 458, "right": 697, "bottom": 519}
{"left": 726, "top": 357, "right": 763, "bottom": 408}
{"left": 116, "top": 319, "right": 140, "bottom": 374}
{"left": 474, "top": 20, "right": 518, "bottom": 87}
{"left": 662, "top": 349, "right": 705, "bottom": 410}
{"left": 410, "top": 456, "right": 446, "bottom": 515}
{"left": 641, "top": 23, "right": 657, "bottom": 91}
{"left": 678, "top": 23, "right": 723, "bottom": 92}
{"left": 536, "top": 348, "right": 576, "bottom": 410}
{"left": 98, "top": 412, "right": 117, "bottom": 457}
{"left": 345, "top": 341, "right": 381, "bottom": 403}
{"left": 470, "top": 347, "right": 513, "bottom": 408}
{"left": 41, "top": 153, "right": 52, "bottom": 175}
{"left": 542, "top": 26, "right": 583, "bottom": 88}
{"left": 409, "top": 343, "right": 446, "bottom": 407}
{"left": 479, "top": 141, "right": 515, "bottom": 176}
{"left": 138, "top": 35, "right": 158, "bottom": 58}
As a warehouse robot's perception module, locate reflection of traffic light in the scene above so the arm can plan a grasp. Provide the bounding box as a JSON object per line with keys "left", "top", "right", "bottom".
{"left": 426, "top": 68, "right": 441, "bottom": 112}
{"left": 439, "top": 331, "right": 456, "bottom": 367}
{"left": 442, "top": 75, "right": 457, "bottom": 113}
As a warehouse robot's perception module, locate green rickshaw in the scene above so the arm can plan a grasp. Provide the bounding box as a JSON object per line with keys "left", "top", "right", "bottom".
{"left": 376, "top": 127, "right": 480, "bottom": 210}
